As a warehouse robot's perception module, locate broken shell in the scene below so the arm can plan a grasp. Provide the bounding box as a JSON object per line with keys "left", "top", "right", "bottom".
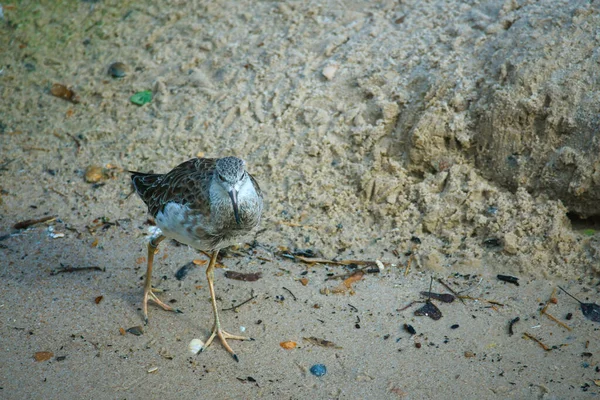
{"left": 188, "top": 338, "right": 204, "bottom": 354}
{"left": 322, "top": 64, "right": 339, "bottom": 80}
{"left": 84, "top": 165, "right": 106, "bottom": 183}
{"left": 147, "top": 367, "right": 158, "bottom": 373}
{"left": 375, "top": 259, "right": 385, "bottom": 271}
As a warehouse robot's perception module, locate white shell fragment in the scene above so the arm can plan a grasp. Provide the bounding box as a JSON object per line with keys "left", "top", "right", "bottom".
{"left": 147, "top": 367, "right": 158, "bottom": 373}
{"left": 240, "top": 326, "right": 246, "bottom": 333}
{"left": 188, "top": 338, "right": 204, "bottom": 354}
{"left": 375, "top": 259, "right": 385, "bottom": 271}
{"left": 322, "top": 64, "right": 339, "bottom": 80}
{"left": 47, "top": 226, "right": 65, "bottom": 239}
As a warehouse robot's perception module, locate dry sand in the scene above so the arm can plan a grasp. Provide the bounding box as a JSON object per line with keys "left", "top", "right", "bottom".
{"left": 1, "top": 0, "right": 599, "bottom": 399}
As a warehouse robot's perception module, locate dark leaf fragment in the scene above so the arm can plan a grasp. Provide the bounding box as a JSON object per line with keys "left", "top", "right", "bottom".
{"left": 175, "top": 262, "right": 195, "bottom": 281}
{"left": 414, "top": 301, "right": 442, "bottom": 320}
{"left": 497, "top": 274, "right": 519, "bottom": 286}
{"left": 224, "top": 271, "right": 262, "bottom": 282}
{"left": 420, "top": 291, "right": 455, "bottom": 303}
{"left": 558, "top": 286, "right": 600, "bottom": 323}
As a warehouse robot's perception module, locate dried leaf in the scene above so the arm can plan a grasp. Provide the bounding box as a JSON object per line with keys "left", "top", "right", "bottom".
{"left": 303, "top": 336, "right": 342, "bottom": 349}
{"left": 420, "top": 291, "right": 455, "bottom": 303}
{"left": 343, "top": 270, "right": 364, "bottom": 288}
{"left": 34, "top": 351, "right": 54, "bottom": 362}
{"left": 414, "top": 301, "right": 442, "bottom": 320}
{"left": 279, "top": 341, "right": 297, "bottom": 350}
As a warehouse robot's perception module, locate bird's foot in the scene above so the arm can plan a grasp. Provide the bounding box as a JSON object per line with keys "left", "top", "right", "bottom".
{"left": 142, "top": 288, "right": 182, "bottom": 325}
{"left": 200, "top": 325, "right": 253, "bottom": 362}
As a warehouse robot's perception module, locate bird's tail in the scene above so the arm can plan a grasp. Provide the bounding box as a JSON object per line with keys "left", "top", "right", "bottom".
{"left": 129, "top": 170, "right": 162, "bottom": 197}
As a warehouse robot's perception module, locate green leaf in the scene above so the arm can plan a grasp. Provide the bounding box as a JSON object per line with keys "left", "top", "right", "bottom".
{"left": 583, "top": 229, "right": 596, "bottom": 236}
{"left": 130, "top": 90, "right": 152, "bottom": 106}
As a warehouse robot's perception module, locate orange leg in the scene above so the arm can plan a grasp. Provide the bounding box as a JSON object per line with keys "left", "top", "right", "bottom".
{"left": 142, "top": 235, "right": 181, "bottom": 324}
{"left": 199, "top": 250, "right": 252, "bottom": 362}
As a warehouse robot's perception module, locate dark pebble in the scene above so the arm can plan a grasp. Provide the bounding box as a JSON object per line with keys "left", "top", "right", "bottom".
{"left": 126, "top": 326, "right": 144, "bottom": 336}
{"left": 566, "top": 312, "right": 573, "bottom": 320}
{"left": 451, "top": 324, "right": 459, "bottom": 329}
{"left": 108, "top": 62, "right": 127, "bottom": 78}
{"left": 310, "top": 364, "right": 327, "bottom": 377}
{"left": 404, "top": 323, "right": 416, "bottom": 335}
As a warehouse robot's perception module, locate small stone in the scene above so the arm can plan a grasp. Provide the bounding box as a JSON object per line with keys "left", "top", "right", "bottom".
{"left": 464, "top": 351, "right": 475, "bottom": 358}
{"left": 108, "top": 62, "right": 127, "bottom": 78}
{"left": 322, "top": 64, "right": 339, "bottom": 80}
{"left": 309, "top": 364, "right": 327, "bottom": 377}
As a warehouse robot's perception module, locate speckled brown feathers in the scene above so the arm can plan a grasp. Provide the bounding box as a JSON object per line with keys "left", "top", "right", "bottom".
{"left": 131, "top": 158, "right": 217, "bottom": 217}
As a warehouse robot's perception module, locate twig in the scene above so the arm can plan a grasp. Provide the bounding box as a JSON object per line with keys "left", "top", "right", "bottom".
{"left": 542, "top": 311, "right": 572, "bottom": 331}
{"left": 13, "top": 215, "right": 57, "bottom": 230}
{"left": 508, "top": 317, "right": 520, "bottom": 336}
{"left": 49, "top": 187, "right": 68, "bottom": 197}
{"left": 397, "top": 301, "right": 418, "bottom": 312}
{"left": 282, "top": 287, "right": 297, "bottom": 301}
{"left": 438, "top": 278, "right": 465, "bottom": 304}
{"left": 404, "top": 252, "right": 414, "bottom": 276}
{"left": 222, "top": 291, "right": 257, "bottom": 312}
{"left": 458, "top": 295, "right": 505, "bottom": 307}
{"left": 65, "top": 132, "right": 81, "bottom": 154}
{"left": 523, "top": 332, "right": 550, "bottom": 351}
{"left": 51, "top": 266, "right": 105, "bottom": 275}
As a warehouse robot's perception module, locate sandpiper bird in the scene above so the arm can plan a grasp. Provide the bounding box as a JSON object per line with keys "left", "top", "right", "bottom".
{"left": 130, "top": 156, "right": 263, "bottom": 361}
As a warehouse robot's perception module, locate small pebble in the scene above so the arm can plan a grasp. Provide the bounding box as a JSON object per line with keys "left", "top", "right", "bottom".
{"left": 108, "top": 62, "right": 128, "bottom": 78}
{"left": 566, "top": 312, "right": 573, "bottom": 320}
{"left": 126, "top": 326, "right": 144, "bottom": 336}
{"left": 322, "top": 64, "right": 338, "bottom": 80}
{"left": 451, "top": 324, "right": 459, "bottom": 329}
{"left": 310, "top": 364, "right": 327, "bottom": 377}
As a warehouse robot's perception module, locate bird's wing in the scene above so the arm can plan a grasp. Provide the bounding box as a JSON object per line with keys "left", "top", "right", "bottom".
{"left": 248, "top": 173, "right": 263, "bottom": 201}
{"left": 130, "top": 158, "right": 216, "bottom": 217}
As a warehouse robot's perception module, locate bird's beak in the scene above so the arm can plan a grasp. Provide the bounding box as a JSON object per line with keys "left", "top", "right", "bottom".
{"left": 228, "top": 189, "right": 241, "bottom": 225}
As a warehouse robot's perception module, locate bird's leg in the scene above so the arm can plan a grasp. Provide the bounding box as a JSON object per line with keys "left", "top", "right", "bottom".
{"left": 142, "top": 234, "right": 180, "bottom": 324}
{"left": 201, "top": 250, "right": 251, "bottom": 362}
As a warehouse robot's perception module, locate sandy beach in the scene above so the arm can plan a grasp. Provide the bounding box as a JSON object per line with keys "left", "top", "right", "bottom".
{"left": 1, "top": 0, "right": 599, "bottom": 398}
